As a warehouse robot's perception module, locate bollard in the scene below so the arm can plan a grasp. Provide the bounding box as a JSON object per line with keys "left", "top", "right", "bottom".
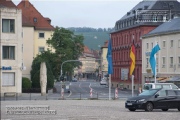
{"left": 61, "top": 88, "right": 64, "bottom": 99}
{"left": 115, "top": 88, "right": 118, "bottom": 99}
{"left": 4, "top": 93, "right": 5, "bottom": 101}
{"left": 90, "top": 88, "right": 92, "bottom": 98}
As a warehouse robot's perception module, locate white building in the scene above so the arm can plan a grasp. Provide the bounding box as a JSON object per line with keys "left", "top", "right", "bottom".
{"left": 142, "top": 18, "right": 180, "bottom": 87}
{"left": 0, "top": 5, "right": 22, "bottom": 96}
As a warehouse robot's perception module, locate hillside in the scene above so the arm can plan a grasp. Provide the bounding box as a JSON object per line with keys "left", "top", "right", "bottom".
{"left": 67, "top": 27, "right": 114, "bottom": 50}
{"left": 75, "top": 31, "right": 110, "bottom": 50}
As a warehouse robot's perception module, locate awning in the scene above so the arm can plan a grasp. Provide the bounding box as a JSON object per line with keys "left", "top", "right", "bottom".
{"left": 167, "top": 76, "right": 180, "bottom": 82}
{"left": 157, "top": 77, "right": 169, "bottom": 82}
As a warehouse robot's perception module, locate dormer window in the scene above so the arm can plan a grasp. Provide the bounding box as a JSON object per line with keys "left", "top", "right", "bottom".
{"left": 127, "top": 12, "right": 130, "bottom": 16}
{"left": 33, "top": 17, "right": 37, "bottom": 22}
{"left": 144, "top": 6, "right": 149, "bottom": 10}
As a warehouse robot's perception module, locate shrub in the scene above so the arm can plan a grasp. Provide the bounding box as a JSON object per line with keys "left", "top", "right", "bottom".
{"left": 22, "top": 77, "right": 31, "bottom": 89}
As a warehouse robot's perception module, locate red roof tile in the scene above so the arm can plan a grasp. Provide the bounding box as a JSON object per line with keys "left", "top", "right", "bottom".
{"left": 17, "top": 0, "right": 54, "bottom": 30}
{"left": 101, "top": 40, "right": 108, "bottom": 48}
{"left": 84, "top": 46, "right": 92, "bottom": 54}
{"left": 22, "top": 14, "right": 34, "bottom": 27}
{"left": 0, "top": 0, "right": 17, "bottom": 8}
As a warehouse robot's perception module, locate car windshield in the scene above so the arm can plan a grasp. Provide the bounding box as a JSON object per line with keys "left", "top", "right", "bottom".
{"left": 143, "top": 84, "right": 152, "bottom": 90}
{"left": 139, "top": 89, "right": 158, "bottom": 96}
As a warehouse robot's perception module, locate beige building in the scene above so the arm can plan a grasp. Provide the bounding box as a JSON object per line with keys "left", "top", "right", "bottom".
{"left": 17, "top": 0, "right": 54, "bottom": 79}
{"left": 142, "top": 18, "right": 180, "bottom": 87}
{"left": 21, "top": 16, "right": 34, "bottom": 79}
{"left": 100, "top": 40, "right": 108, "bottom": 77}
{"left": 76, "top": 46, "right": 97, "bottom": 80}
{"left": 0, "top": 2, "right": 22, "bottom": 96}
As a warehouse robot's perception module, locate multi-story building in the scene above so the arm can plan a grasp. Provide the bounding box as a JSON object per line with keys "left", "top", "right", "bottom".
{"left": 100, "top": 40, "right": 108, "bottom": 77}
{"left": 111, "top": 0, "right": 180, "bottom": 90}
{"left": 17, "top": 0, "right": 55, "bottom": 79}
{"left": 142, "top": 18, "right": 180, "bottom": 87}
{"left": 0, "top": 0, "right": 22, "bottom": 96}
{"left": 77, "top": 46, "right": 97, "bottom": 80}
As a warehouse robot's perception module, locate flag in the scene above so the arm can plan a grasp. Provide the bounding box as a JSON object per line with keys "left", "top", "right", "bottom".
{"left": 106, "top": 38, "right": 113, "bottom": 74}
{"left": 149, "top": 44, "right": 160, "bottom": 76}
{"left": 130, "top": 44, "right": 135, "bottom": 76}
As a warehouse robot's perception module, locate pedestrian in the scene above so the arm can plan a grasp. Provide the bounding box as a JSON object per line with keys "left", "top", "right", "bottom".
{"left": 139, "top": 86, "right": 142, "bottom": 94}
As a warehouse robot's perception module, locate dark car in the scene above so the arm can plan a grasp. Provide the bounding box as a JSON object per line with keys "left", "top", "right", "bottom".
{"left": 125, "top": 88, "right": 180, "bottom": 112}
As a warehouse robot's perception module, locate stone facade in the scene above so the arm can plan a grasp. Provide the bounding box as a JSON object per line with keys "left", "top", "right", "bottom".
{"left": 0, "top": 7, "right": 22, "bottom": 96}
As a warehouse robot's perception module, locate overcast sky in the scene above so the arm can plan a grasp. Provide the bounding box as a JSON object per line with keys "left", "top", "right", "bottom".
{"left": 12, "top": 0, "right": 180, "bottom": 28}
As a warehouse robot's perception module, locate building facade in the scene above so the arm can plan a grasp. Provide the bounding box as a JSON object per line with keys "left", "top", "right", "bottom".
{"left": 100, "top": 40, "right": 108, "bottom": 77}
{"left": 142, "top": 18, "right": 180, "bottom": 87}
{"left": 17, "top": 0, "right": 54, "bottom": 79}
{"left": 0, "top": 2, "right": 22, "bottom": 96}
{"left": 111, "top": 0, "right": 180, "bottom": 90}
{"left": 76, "top": 46, "right": 97, "bottom": 80}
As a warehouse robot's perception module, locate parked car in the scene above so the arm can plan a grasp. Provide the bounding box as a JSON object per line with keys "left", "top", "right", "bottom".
{"left": 72, "top": 78, "right": 77, "bottom": 82}
{"left": 100, "top": 78, "right": 107, "bottom": 85}
{"left": 125, "top": 88, "right": 180, "bottom": 112}
{"left": 143, "top": 83, "right": 180, "bottom": 92}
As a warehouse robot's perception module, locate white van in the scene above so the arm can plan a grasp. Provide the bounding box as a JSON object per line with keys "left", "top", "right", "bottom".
{"left": 143, "top": 83, "right": 180, "bottom": 91}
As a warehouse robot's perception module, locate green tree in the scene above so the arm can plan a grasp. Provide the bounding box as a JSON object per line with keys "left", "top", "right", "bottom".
{"left": 22, "top": 77, "right": 31, "bottom": 89}
{"left": 46, "top": 27, "right": 84, "bottom": 78}
{"left": 31, "top": 51, "right": 55, "bottom": 88}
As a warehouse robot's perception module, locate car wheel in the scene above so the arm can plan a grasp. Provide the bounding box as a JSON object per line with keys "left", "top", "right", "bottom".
{"left": 128, "top": 108, "right": 136, "bottom": 111}
{"left": 178, "top": 107, "right": 180, "bottom": 111}
{"left": 145, "top": 102, "right": 153, "bottom": 112}
{"left": 162, "top": 109, "right": 168, "bottom": 111}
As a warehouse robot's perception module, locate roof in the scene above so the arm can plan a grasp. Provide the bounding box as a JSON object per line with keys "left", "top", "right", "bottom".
{"left": 143, "top": 18, "right": 180, "bottom": 37}
{"left": 17, "top": 0, "right": 54, "bottom": 30}
{"left": 0, "top": 0, "right": 17, "bottom": 8}
{"left": 22, "top": 14, "right": 34, "bottom": 27}
{"left": 84, "top": 46, "right": 92, "bottom": 54}
{"left": 101, "top": 40, "right": 108, "bottom": 49}
{"left": 113, "top": 0, "right": 180, "bottom": 33}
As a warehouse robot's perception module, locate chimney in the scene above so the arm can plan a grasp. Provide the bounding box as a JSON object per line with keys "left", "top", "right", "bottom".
{"left": 24, "top": 0, "right": 29, "bottom": 8}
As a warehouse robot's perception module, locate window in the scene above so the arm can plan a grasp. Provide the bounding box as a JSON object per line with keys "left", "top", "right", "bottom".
{"left": 3, "top": 46, "right": 15, "bottom": 60}
{"left": 146, "top": 58, "right": 149, "bottom": 68}
{"left": 170, "top": 40, "right": 173, "bottom": 47}
{"left": 39, "top": 32, "right": 45, "bottom": 38}
{"left": 2, "top": 19, "right": 15, "bottom": 33}
{"left": 157, "top": 90, "right": 166, "bottom": 97}
{"left": 39, "top": 47, "right": 45, "bottom": 53}
{"left": 2, "top": 72, "right": 15, "bottom": 86}
{"left": 167, "top": 90, "right": 176, "bottom": 96}
{"left": 146, "top": 43, "right": 149, "bottom": 49}
{"left": 151, "top": 43, "right": 153, "bottom": 49}
{"left": 162, "top": 57, "right": 165, "bottom": 68}
{"left": 170, "top": 57, "right": 173, "bottom": 67}
{"left": 33, "top": 17, "right": 37, "bottom": 22}
{"left": 163, "top": 41, "right": 166, "bottom": 48}
{"left": 162, "top": 57, "right": 165, "bottom": 64}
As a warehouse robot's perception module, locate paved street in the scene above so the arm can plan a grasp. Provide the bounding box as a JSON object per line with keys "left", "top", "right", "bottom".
{"left": 1, "top": 100, "right": 180, "bottom": 120}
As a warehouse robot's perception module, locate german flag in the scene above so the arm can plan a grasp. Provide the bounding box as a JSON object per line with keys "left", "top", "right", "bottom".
{"left": 130, "top": 44, "right": 135, "bottom": 76}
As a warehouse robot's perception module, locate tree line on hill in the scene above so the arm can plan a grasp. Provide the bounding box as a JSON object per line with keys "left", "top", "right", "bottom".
{"left": 67, "top": 27, "right": 114, "bottom": 32}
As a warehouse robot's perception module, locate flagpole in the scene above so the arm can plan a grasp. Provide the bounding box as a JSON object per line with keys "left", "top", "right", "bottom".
{"left": 109, "top": 74, "right": 111, "bottom": 100}
{"left": 132, "top": 75, "right": 134, "bottom": 97}
{"left": 154, "top": 41, "right": 157, "bottom": 83}
{"left": 154, "top": 52, "right": 157, "bottom": 83}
